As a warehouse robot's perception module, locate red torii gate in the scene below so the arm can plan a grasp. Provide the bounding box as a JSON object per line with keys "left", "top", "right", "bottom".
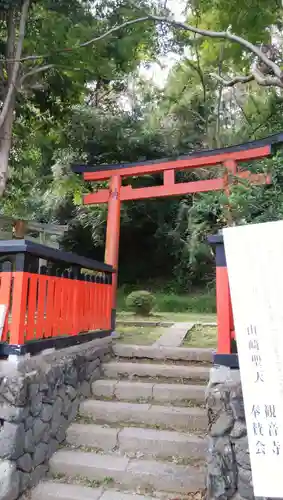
{"left": 73, "top": 132, "right": 283, "bottom": 362}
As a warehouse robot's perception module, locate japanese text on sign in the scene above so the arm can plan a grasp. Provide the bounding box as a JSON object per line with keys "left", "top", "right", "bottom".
{"left": 224, "top": 220, "right": 283, "bottom": 498}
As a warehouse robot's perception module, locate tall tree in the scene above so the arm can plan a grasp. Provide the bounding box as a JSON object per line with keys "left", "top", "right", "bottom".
{"left": 0, "top": 0, "right": 159, "bottom": 198}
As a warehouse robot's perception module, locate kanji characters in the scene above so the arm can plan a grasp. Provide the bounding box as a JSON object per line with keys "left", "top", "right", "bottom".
{"left": 251, "top": 405, "right": 261, "bottom": 418}
{"left": 255, "top": 370, "right": 264, "bottom": 383}
{"left": 265, "top": 404, "right": 276, "bottom": 419}
{"left": 256, "top": 441, "right": 266, "bottom": 455}
{"left": 268, "top": 422, "right": 278, "bottom": 437}
{"left": 251, "top": 354, "right": 262, "bottom": 367}
{"left": 249, "top": 339, "right": 260, "bottom": 351}
{"left": 253, "top": 422, "right": 264, "bottom": 436}
{"left": 272, "top": 441, "right": 280, "bottom": 456}
{"left": 247, "top": 325, "right": 257, "bottom": 336}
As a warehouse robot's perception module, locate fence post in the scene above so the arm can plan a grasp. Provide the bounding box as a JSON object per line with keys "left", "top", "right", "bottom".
{"left": 9, "top": 253, "right": 28, "bottom": 346}
{"left": 0, "top": 261, "right": 12, "bottom": 342}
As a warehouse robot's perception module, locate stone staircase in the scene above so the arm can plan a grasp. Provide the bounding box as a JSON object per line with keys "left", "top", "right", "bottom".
{"left": 30, "top": 344, "right": 213, "bottom": 500}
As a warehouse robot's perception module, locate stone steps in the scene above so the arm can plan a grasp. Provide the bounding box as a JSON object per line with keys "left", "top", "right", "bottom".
{"left": 49, "top": 450, "right": 205, "bottom": 494}
{"left": 31, "top": 481, "right": 156, "bottom": 500}
{"left": 30, "top": 345, "right": 211, "bottom": 500}
{"left": 92, "top": 379, "right": 206, "bottom": 404}
{"left": 79, "top": 399, "right": 207, "bottom": 431}
{"left": 102, "top": 361, "right": 210, "bottom": 382}
{"left": 113, "top": 344, "right": 213, "bottom": 362}
{"left": 66, "top": 423, "right": 207, "bottom": 460}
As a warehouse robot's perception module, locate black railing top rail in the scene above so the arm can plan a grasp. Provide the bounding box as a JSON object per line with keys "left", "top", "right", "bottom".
{"left": 0, "top": 239, "right": 114, "bottom": 273}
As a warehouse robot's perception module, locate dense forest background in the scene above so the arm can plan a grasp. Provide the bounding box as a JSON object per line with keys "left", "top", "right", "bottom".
{"left": 1, "top": 0, "right": 283, "bottom": 294}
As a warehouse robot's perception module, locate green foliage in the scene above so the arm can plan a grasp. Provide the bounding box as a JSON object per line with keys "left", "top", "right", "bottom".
{"left": 184, "top": 0, "right": 282, "bottom": 69}
{"left": 154, "top": 292, "right": 216, "bottom": 314}
{"left": 125, "top": 290, "right": 155, "bottom": 316}
{"left": 1, "top": 0, "right": 160, "bottom": 219}
{"left": 0, "top": 0, "right": 22, "bottom": 9}
{"left": 118, "top": 289, "right": 216, "bottom": 313}
{"left": 3, "top": 0, "right": 283, "bottom": 298}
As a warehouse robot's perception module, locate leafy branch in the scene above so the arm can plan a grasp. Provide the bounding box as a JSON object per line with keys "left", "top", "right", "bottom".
{"left": 5, "top": 16, "right": 150, "bottom": 63}
{"left": 18, "top": 63, "right": 54, "bottom": 88}
{"left": 4, "top": 12, "right": 283, "bottom": 91}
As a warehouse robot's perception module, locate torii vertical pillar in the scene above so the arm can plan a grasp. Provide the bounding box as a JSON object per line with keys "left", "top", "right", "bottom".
{"left": 208, "top": 233, "right": 238, "bottom": 368}
{"left": 104, "top": 175, "right": 121, "bottom": 329}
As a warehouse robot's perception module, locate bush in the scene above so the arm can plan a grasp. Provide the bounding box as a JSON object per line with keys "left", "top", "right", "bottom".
{"left": 126, "top": 290, "right": 155, "bottom": 316}
{"left": 155, "top": 292, "right": 216, "bottom": 313}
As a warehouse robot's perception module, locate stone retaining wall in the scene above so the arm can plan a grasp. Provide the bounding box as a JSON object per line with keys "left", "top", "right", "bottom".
{"left": 0, "top": 337, "right": 112, "bottom": 500}
{"left": 206, "top": 365, "right": 253, "bottom": 500}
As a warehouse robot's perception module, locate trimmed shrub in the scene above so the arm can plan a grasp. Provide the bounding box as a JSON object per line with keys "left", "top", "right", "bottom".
{"left": 126, "top": 290, "right": 155, "bottom": 316}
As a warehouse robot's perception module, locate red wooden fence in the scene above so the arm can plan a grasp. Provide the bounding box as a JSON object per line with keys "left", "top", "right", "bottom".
{"left": 0, "top": 240, "right": 114, "bottom": 356}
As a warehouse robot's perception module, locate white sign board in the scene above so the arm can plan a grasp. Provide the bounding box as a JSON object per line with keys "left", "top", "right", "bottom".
{"left": 224, "top": 220, "right": 283, "bottom": 498}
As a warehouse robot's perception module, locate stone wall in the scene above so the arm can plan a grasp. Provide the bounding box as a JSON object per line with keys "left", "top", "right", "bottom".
{"left": 0, "top": 336, "right": 112, "bottom": 500}
{"left": 206, "top": 365, "right": 253, "bottom": 500}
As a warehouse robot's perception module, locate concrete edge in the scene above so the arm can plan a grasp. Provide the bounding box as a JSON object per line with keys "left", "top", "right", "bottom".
{"left": 112, "top": 344, "right": 214, "bottom": 362}
{"left": 116, "top": 320, "right": 217, "bottom": 328}
{"left": 116, "top": 320, "right": 174, "bottom": 327}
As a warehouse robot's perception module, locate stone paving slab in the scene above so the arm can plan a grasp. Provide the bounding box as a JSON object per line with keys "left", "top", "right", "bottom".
{"left": 102, "top": 361, "right": 210, "bottom": 381}
{"left": 67, "top": 423, "right": 118, "bottom": 450}
{"left": 65, "top": 423, "right": 207, "bottom": 459}
{"left": 31, "top": 482, "right": 104, "bottom": 500}
{"left": 79, "top": 400, "right": 207, "bottom": 430}
{"left": 31, "top": 482, "right": 155, "bottom": 500}
{"left": 144, "top": 404, "right": 207, "bottom": 430}
{"left": 118, "top": 426, "right": 207, "bottom": 459}
{"left": 112, "top": 344, "right": 214, "bottom": 362}
{"left": 115, "top": 380, "right": 153, "bottom": 400}
{"left": 92, "top": 379, "right": 117, "bottom": 398}
{"left": 50, "top": 451, "right": 205, "bottom": 494}
{"left": 126, "top": 458, "right": 205, "bottom": 493}
{"left": 92, "top": 379, "right": 206, "bottom": 404}
{"left": 101, "top": 491, "right": 155, "bottom": 500}
{"left": 153, "top": 322, "right": 194, "bottom": 347}
{"left": 152, "top": 382, "right": 206, "bottom": 404}
{"left": 50, "top": 450, "right": 130, "bottom": 483}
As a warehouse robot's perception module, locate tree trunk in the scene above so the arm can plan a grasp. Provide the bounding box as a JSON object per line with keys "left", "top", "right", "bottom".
{"left": 0, "top": 9, "right": 16, "bottom": 197}
{"left": 0, "top": 102, "right": 14, "bottom": 197}
{"left": 0, "top": 0, "right": 30, "bottom": 197}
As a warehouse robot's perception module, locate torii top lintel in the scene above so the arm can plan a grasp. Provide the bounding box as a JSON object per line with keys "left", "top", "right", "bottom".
{"left": 72, "top": 132, "right": 283, "bottom": 204}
